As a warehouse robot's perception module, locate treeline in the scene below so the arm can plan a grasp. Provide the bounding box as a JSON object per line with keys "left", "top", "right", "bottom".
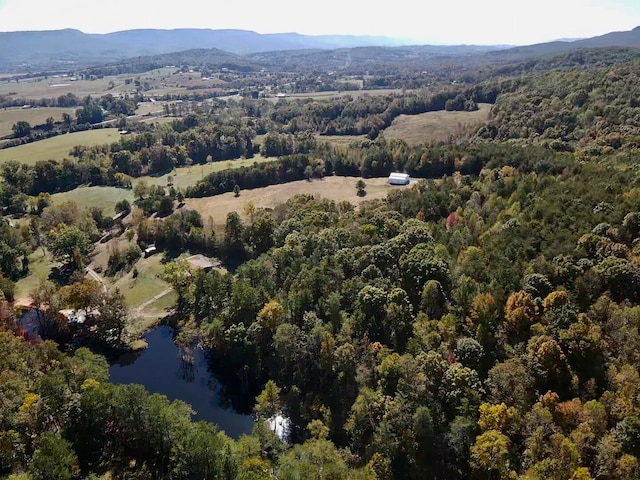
{"left": 185, "top": 141, "right": 561, "bottom": 198}
{"left": 0, "top": 94, "right": 141, "bottom": 152}
{"left": 0, "top": 326, "right": 375, "bottom": 479}
{"left": 264, "top": 88, "right": 484, "bottom": 138}
{"left": 185, "top": 154, "right": 320, "bottom": 197}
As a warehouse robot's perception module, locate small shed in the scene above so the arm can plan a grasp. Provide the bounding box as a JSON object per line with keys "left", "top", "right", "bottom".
{"left": 144, "top": 245, "right": 157, "bottom": 257}
{"left": 388, "top": 172, "right": 410, "bottom": 185}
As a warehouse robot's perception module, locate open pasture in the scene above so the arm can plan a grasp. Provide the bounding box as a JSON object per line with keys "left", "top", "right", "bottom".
{"left": 0, "top": 68, "right": 226, "bottom": 101}
{"left": 382, "top": 103, "right": 492, "bottom": 145}
{"left": 185, "top": 175, "right": 410, "bottom": 226}
{"left": 0, "top": 128, "right": 121, "bottom": 164}
{"left": 51, "top": 186, "right": 134, "bottom": 216}
{"left": 137, "top": 154, "right": 274, "bottom": 190}
{"left": 46, "top": 155, "right": 274, "bottom": 215}
{"left": 0, "top": 107, "right": 76, "bottom": 137}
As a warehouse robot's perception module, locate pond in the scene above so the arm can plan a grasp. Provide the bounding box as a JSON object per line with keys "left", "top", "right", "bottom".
{"left": 109, "top": 326, "right": 255, "bottom": 439}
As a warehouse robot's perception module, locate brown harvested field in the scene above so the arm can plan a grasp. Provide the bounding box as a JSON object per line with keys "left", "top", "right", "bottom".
{"left": 383, "top": 103, "right": 492, "bottom": 145}
{"left": 0, "top": 107, "right": 76, "bottom": 137}
{"left": 185, "top": 176, "right": 410, "bottom": 226}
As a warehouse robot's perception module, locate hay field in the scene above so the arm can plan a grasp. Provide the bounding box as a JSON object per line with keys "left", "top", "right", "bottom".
{"left": 47, "top": 156, "right": 274, "bottom": 214}
{"left": 185, "top": 175, "right": 409, "bottom": 226}
{"left": 382, "top": 103, "right": 492, "bottom": 145}
{"left": 0, "top": 128, "right": 121, "bottom": 164}
{"left": 0, "top": 107, "right": 76, "bottom": 137}
{"left": 136, "top": 154, "right": 273, "bottom": 190}
{"left": 51, "top": 186, "right": 134, "bottom": 216}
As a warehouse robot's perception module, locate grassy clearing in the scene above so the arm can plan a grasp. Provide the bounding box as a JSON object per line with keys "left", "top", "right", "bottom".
{"left": 185, "top": 175, "right": 408, "bottom": 227}
{"left": 0, "top": 107, "right": 76, "bottom": 137}
{"left": 45, "top": 155, "right": 273, "bottom": 215}
{"left": 316, "top": 134, "right": 368, "bottom": 149}
{"left": 51, "top": 186, "right": 134, "bottom": 216}
{"left": 382, "top": 103, "right": 492, "bottom": 145}
{"left": 137, "top": 154, "right": 273, "bottom": 190}
{"left": 135, "top": 102, "right": 167, "bottom": 116}
{"left": 14, "top": 248, "right": 53, "bottom": 304}
{"left": 112, "top": 254, "right": 171, "bottom": 309}
{"left": 0, "top": 128, "right": 122, "bottom": 165}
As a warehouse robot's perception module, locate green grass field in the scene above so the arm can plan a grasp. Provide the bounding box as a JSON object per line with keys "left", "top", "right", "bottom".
{"left": 51, "top": 186, "right": 134, "bottom": 216}
{"left": 137, "top": 154, "right": 274, "bottom": 189}
{"left": 14, "top": 248, "right": 53, "bottom": 304}
{"left": 0, "top": 107, "right": 76, "bottom": 137}
{"left": 382, "top": 103, "right": 492, "bottom": 145}
{"left": 45, "top": 155, "right": 274, "bottom": 214}
{"left": 113, "top": 254, "right": 170, "bottom": 309}
{"left": 0, "top": 128, "right": 122, "bottom": 165}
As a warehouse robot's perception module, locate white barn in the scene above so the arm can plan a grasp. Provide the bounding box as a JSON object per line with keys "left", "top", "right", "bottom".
{"left": 388, "top": 172, "right": 410, "bottom": 185}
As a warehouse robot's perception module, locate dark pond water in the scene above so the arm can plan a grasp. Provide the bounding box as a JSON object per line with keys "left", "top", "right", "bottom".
{"left": 109, "top": 326, "right": 255, "bottom": 439}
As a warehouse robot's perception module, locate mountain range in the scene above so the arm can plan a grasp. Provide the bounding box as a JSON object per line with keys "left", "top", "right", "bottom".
{"left": 1, "top": 25, "right": 640, "bottom": 73}
{"left": 0, "top": 28, "right": 412, "bottom": 71}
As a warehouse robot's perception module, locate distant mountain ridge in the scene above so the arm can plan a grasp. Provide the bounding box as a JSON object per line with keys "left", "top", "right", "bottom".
{"left": 0, "top": 28, "right": 413, "bottom": 71}
{"left": 494, "top": 26, "right": 640, "bottom": 59}
{"left": 2, "top": 26, "right": 640, "bottom": 73}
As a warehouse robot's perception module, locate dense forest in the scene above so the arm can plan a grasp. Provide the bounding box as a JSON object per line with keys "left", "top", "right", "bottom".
{"left": 4, "top": 45, "right": 640, "bottom": 479}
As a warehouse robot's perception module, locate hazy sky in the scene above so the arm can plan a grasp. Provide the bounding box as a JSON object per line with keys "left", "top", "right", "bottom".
{"left": 1, "top": 0, "right": 640, "bottom": 45}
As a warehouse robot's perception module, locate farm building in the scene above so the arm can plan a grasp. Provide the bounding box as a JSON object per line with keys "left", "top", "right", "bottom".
{"left": 388, "top": 172, "right": 410, "bottom": 185}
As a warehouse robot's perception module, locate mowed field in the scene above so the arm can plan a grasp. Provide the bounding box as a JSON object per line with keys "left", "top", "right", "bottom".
{"left": 383, "top": 103, "right": 493, "bottom": 145}
{"left": 137, "top": 154, "right": 274, "bottom": 190}
{"left": 0, "top": 107, "right": 76, "bottom": 137}
{"left": 185, "top": 176, "right": 410, "bottom": 226}
{"left": 48, "top": 155, "right": 275, "bottom": 213}
{"left": 0, "top": 128, "right": 121, "bottom": 164}
{"left": 51, "top": 186, "right": 134, "bottom": 216}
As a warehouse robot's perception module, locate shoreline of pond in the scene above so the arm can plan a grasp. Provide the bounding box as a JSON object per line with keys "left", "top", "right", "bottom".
{"left": 18, "top": 308, "right": 256, "bottom": 440}
{"left": 109, "top": 324, "right": 256, "bottom": 439}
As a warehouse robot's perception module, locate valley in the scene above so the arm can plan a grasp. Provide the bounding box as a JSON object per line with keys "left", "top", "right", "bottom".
{"left": 3, "top": 21, "right": 640, "bottom": 480}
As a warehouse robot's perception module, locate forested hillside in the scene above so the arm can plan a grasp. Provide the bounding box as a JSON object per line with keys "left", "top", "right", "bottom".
{"left": 4, "top": 44, "right": 640, "bottom": 479}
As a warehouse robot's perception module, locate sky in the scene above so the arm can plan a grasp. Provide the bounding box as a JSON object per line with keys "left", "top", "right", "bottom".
{"left": 1, "top": 0, "right": 640, "bottom": 45}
